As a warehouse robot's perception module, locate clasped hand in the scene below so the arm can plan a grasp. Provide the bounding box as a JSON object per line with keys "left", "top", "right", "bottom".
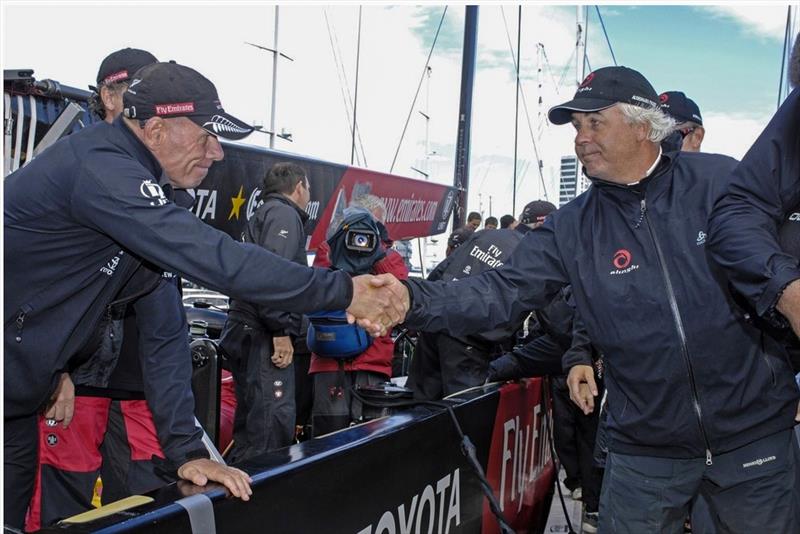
{"left": 346, "top": 274, "right": 410, "bottom": 336}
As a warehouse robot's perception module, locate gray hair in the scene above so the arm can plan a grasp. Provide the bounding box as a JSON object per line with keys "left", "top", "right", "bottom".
{"left": 351, "top": 194, "right": 387, "bottom": 223}
{"left": 618, "top": 103, "right": 676, "bottom": 143}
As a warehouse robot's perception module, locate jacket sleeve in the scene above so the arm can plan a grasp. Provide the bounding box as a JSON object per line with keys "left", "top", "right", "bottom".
{"left": 70, "top": 166, "right": 352, "bottom": 315}
{"left": 133, "top": 276, "right": 208, "bottom": 466}
{"left": 707, "top": 88, "right": 800, "bottom": 318}
{"left": 561, "top": 312, "right": 594, "bottom": 372}
{"left": 403, "top": 217, "right": 569, "bottom": 335}
{"left": 489, "top": 333, "right": 566, "bottom": 382}
{"left": 252, "top": 204, "right": 306, "bottom": 334}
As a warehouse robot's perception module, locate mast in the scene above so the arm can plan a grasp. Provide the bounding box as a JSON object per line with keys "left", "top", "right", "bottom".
{"left": 452, "top": 5, "right": 479, "bottom": 230}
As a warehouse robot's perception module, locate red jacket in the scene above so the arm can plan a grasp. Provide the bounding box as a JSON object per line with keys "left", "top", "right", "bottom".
{"left": 309, "top": 241, "right": 409, "bottom": 377}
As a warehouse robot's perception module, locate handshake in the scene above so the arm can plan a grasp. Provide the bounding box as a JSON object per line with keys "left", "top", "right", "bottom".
{"left": 346, "top": 274, "right": 411, "bottom": 336}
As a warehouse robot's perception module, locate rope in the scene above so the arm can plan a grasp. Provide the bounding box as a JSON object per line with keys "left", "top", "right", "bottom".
{"left": 389, "top": 7, "right": 448, "bottom": 173}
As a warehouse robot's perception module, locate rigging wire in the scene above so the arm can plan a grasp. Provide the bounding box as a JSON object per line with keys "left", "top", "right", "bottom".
{"left": 500, "top": 6, "right": 550, "bottom": 201}
{"left": 539, "top": 44, "right": 561, "bottom": 94}
{"left": 595, "top": 6, "right": 618, "bottom": 66}
{"left": 389, "top": 6, "right": 448, "bottom": 173}
{"left": 512, "top": 6, "right": 522, "bottom": 214}
{"left": 351, "top": 6, "right": 363, "bottom": 165}
{"left": 778, "top": 5, "right": 792, "bottom": 108}
{"left": 323, "top": 8, "right": 368, "bottom": 166}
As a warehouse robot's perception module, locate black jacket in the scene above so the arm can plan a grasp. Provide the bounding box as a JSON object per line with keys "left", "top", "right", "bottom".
{"left": 707, "top": 88, "right": 800, "bottom": 324}
{"left": 404, "top": 150, "right": 799, "bottom": 459}
{"left": 4, "top": 117, "right": 352, "bottom": 418}
{"left": 227, "top": 193, "right": 309, "bottom": 336}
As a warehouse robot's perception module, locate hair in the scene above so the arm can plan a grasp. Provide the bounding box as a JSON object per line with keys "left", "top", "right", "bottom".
{"left": 260, "top": 162, "right": 307, "bottom": 198}
{"left": 618, "top": 103, "right": 676, "bottom": 143}
{"left": 791, "top": 33, "right": 800, "bottom": 88}
{"left": 89, "top": 80, "right": 128, "bottom": 121}
{"left": 499, "top": 214, "right": 515, "bottom": 229}
{"left": 467, "top": 211, "right": 482, "bottom": 222}
{"left": 351, "top": 194, "right": 387, "bottom": 223}
{"left": 484, "top": 216, "right": 498, "bottom": 227}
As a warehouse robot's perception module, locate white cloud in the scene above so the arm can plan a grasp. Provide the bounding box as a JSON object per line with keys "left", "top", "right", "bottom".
{"left": 699, "top": 5, "right": 790, "bottom": 40}
{"left": 700, "top": 111, "right": 772, "bottom": 161}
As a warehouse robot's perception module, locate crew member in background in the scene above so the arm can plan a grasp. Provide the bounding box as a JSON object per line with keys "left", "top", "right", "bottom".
{"left": 499, "top": 214, "right": 517, "bottom": 229}
{"left": 406, "top": 200, "right": 553, "bottom": 400}
{"left": 659, "top": 90, "right": 704, "bottom": 152}
{"left": 219, "top": 162, "right": 311, "bottom": 461}
{"left": 465, "top": 211, "right": 482, "bottom": 230}
{"left": 4, "top": 61, "right": 404, "bottom": 529}
{"left": 484, "top": 216, "right": 498, "bottom": 230}
{"left": 309, "top": 195, "right": 409, "bottom": 436}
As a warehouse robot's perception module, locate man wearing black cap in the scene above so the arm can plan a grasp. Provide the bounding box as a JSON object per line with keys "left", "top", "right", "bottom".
{"left": 406, "top": 200, "right": 553, "bottom": 400}
{"left": 379, "top": 65, "right": 800, "bottom": 532}
{"left": 89, "top": 47, "right": 158, "bottom": 123}
{"left": 659, "top": 90, "right": 705, "bottom": 152}
{"left": 4, "top": 62, "right": 406, "bottom": 528}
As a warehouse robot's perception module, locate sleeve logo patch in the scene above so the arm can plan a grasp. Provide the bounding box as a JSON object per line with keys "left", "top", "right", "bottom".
{"left": 140, "top": 179, "right": 168, "bottom": 206}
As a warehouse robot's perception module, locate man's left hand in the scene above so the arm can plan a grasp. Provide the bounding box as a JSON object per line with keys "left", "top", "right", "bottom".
{"left": 44, "top": 373, "right": 75, "bottom": 428}
{"left": 177, "top": 458, "right": 253, "bottom": 501}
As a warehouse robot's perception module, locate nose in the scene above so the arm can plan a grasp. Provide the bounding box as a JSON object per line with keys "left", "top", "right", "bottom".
{"left": 207, "top": 136, "right": 224, "bottom": 161}
{"left": 574, "top": 125, "right": 591, "bottom": 146}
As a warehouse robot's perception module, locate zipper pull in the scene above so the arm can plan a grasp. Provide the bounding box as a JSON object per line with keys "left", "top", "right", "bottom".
{"left": 705, "top": 449, "right": 713, "bottom": 466}
{"left": 15, "top": 310, "right": 26, "bottom": 343}
{"left": 634, "top": 196, "right": 647, "bottom": 228}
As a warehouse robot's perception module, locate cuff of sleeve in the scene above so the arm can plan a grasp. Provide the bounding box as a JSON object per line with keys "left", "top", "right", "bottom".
{"left": 562, "top": 351, "right": 593, "bottom": 374}
{"left": 154, "top": 447, "right": 211, "bottom": 479}
{"left": 758, "top": 266, "right": 800, "bottom": 323}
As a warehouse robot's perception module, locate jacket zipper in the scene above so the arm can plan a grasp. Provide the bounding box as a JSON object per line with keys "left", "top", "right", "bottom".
{"left": 14, "top": 304, "right": 32, "bottom": 343}
{"left": 640, "top": 195, "right": 714, "bottom": 466}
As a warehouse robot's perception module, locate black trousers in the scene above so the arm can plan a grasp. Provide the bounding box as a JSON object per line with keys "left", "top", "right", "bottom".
{"left": 551, "top": 375, "right": 603, "bottom": 512}
{"left": 406, "top": 332, "right": 490, "bottom": 401}
{"left": 219, "top": 321, "right": 295, "bottom": 463}
{"left": 4, "top": 414, "right": 38, "bottom": 530}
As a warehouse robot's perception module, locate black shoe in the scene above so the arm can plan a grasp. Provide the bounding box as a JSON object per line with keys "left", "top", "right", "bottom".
{"left": 582, "top": 511, "right": 598, "bottom": 533}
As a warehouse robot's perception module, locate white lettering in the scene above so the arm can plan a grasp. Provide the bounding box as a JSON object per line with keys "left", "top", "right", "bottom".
{"left": 500, "top": 418, "right": 516, "bottom": 510}
{"left": 201, "top": 190, "right": 217, "bottom": 220}
{"left": 375, "top": 511, "right": 396, "bottom": 534}
{"left": 445, "top": 469, "right": 460, "bottom": 534}
{"left": 397, "top": 495, "right": 418, "bottom": 534}
{"left": 416, "top": 485, "right": 436, "bottom": 534}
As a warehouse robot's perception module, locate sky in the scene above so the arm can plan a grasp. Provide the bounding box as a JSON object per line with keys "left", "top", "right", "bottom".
{"left": 3, "top": 1, "right": 798, "bottom": 266}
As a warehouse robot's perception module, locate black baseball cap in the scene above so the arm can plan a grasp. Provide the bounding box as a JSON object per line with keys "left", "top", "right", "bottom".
{"left": 548, "top": 66, "right": 659, "bottom": 125}
{"left": 520, "top": 200, "right": 557, "bottom": 225}
{"left": 659, "top": 91, "right": 703, "bottom": 125}
{"left": 123, "top": 62, "right": 254, "bottom": 141}
{"left": 447, "top": 227, "right": 473, "bottom": 249}
{"left": 95, "top": 48, "right": 158, "bottom": 87}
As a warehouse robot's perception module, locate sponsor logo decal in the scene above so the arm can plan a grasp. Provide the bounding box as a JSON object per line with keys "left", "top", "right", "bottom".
{"left": 228, "top": 185, "right": 246, "bottom": 220}
{"left": 612, "top": 249, "right": 632, "bottom": 269}
{"left": 154, "top": 102, "right": 195, "bottom": 116}
{"left": 469, "top": 243, "right": 506, "bottom": 269}
{"left": 278, "top": 229, "right": 289, "bottom": 239}
{"left": 609, "top": 249, "right": 639, "bottom": 275}
{"left": 104, "top": 70, "right": 129, "bottom": 84}
{"left": 126, "top": 78, "right": 141, "bottom": 95}
{"left": 140, "top": 179, "right": 168, "bottom": 206}
{"left": 631, "top": 95, "right": 656, "bottom": 107}
{"left": 696, "top": 231, "right": 706, "bottom": 246}
{"left": 100, "top": 251, "right": 123, "bottom": 276}
{"left": 357, "top": 469, "right": 461, "bottom": 534}
{"left": 46, "top": 434, "right": 58, "bottom": 447}
{"left": 789, "top": 212, "right": 800, "bottom": 222}
{"left": 579, "top": 72, "right": 595, "bottom": 88}
{"left": 202, "top": 115, "right": 252, "bottom": 135}
{"left": 742, "top": 455, "right": 776, "bottom": 469}
{"left": 659, "top": 93, "right": 669, "bottom": 103}
{"left": 246, "top": 188, "right": 264, "bottom": 220}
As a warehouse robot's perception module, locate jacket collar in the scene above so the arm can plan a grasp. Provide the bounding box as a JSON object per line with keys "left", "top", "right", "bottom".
{"left": 263, "top": 192, "right": 310, "bottom": 224}
{"left": 587, "top": 150, "right": 678, "bottom": 194}
{"left": 112, "top": 115, "right": 163, "bottom": 182}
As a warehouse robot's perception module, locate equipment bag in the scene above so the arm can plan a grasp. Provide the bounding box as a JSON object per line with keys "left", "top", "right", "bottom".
{"left": 307, "top": 310, "right": 372, "bottom": 359}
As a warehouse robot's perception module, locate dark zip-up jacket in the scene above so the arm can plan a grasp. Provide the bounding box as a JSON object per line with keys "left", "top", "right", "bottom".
{"left": 227, "top": 193, "right": 308, "bottom": 336}
{"left": 707, "top": 87, "right": 800, "bottom": 324}
{"left": 4, "top": 117, "right": 352, "bottom": 419}
{"left": 404, "top": 150, "right": 799, "bottom": 459}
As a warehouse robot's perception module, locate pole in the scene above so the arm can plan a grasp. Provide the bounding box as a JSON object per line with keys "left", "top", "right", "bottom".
{"left": 351, "top": 6, "right": 363, "bottom": 165}
{"left": 512, "top": 6, "right": 521, "bottom": 216}
{"left": 269, "top": 6, "right": 280, "bottom": 149}
{"left": 453, "top": 6, "right": 479, "bottom": 230}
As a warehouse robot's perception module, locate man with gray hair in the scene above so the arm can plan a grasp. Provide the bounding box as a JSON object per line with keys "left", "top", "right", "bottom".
{"left": 377, "top": 66, "right": 800, "bottom": 532}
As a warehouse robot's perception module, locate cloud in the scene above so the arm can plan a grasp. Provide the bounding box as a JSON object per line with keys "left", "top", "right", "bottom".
{"left": 700, "top": 111, "right": 772, "bottom": 161}
{"left": 698, "top": 5, "right": 789, "bottom": 40}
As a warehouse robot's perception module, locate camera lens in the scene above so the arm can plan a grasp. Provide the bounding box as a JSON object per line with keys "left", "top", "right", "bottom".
{"left": 354, "top": 234, "right": 369, "bottom": 247}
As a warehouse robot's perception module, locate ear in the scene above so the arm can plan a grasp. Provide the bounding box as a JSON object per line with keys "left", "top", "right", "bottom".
{"left": 635, "top": 122, "right": 650, "bottom": 142}
{"left": 99, "top": 86, "right": 116, "bottom": 112}
{"left": 694, "top": 126, "right": 705, "bottom": 146}
{"left": 141, "top": 117, "right": 167, "bottom": 150}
